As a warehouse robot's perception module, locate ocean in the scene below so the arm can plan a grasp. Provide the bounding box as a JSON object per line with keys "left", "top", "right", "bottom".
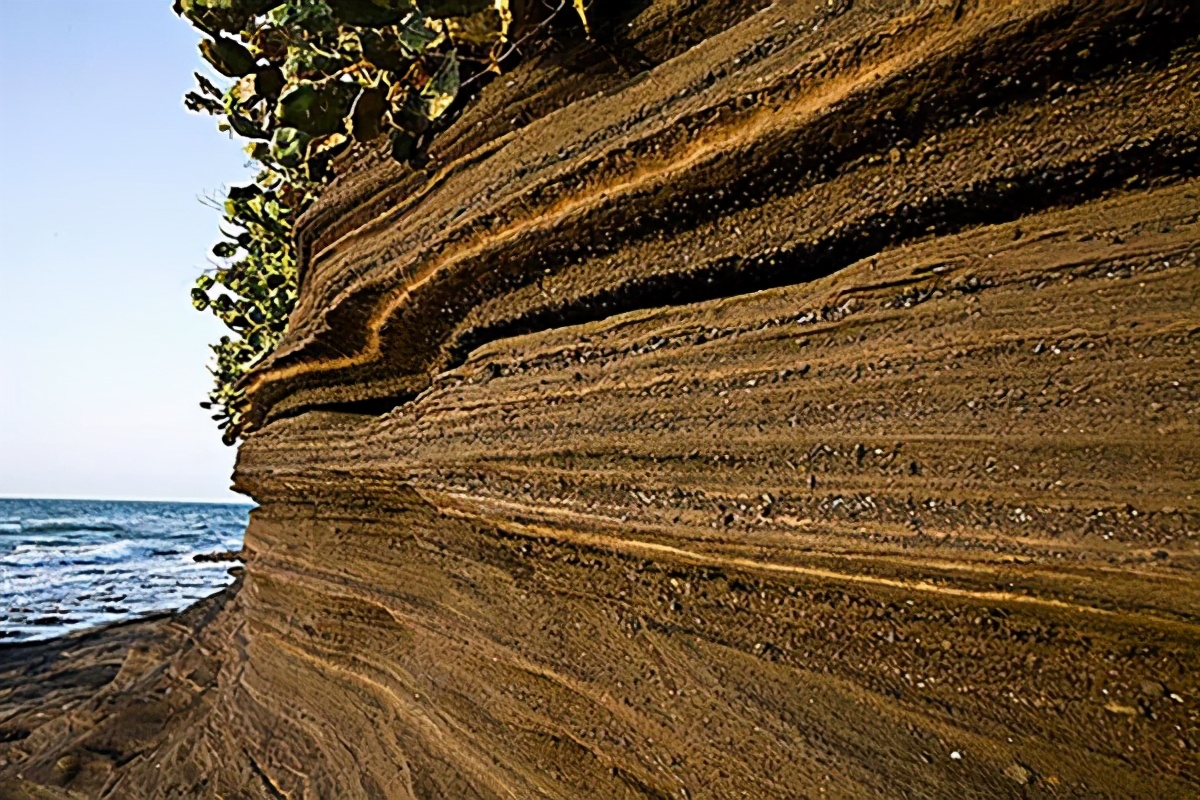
{"left": 0, "top": 498, "right": 251, "bottom": 643}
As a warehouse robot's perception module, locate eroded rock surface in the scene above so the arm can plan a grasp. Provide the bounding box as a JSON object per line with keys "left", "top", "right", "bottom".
{"left": 3, "top": 0, "right": 1199, "bottom": 797}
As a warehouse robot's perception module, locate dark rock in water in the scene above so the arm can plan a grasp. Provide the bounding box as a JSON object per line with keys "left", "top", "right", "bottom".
{"left": 28, "top": 617, "right": 80, "bottom": 627}
{"left": 21, "top": 521, "right": 122, "bottom": 533}
{"left": 192, "top": 550, "right": 243, "bottom": 563}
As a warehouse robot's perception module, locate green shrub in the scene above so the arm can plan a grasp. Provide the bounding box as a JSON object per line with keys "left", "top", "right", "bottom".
{"left": 178, "top": 0, "right": 588, "bottom": 442}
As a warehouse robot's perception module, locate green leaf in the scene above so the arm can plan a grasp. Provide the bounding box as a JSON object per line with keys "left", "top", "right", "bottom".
{"left": 199, "top": 35, "right": 259, "bottom": 77}
{"left": 418, "top": 51, "right": 459, "bottom": 120}
{"left": 254, "top": 66, "right": 285, "bottom": 99}
{"left": 245, "top": 140, "right": 271, "bottom": 161}
{"left": 227, "top": 184, "right": 264, "bottom": 202}
{"left": 422, "top": 0, "right": 491, "bottom": 18}
{"left": 326, "top": 0, "right": 412, "bottom": 27}
{"left": 179, "top": 0, "right": 278, "bottom": 18}
{"left": 223, "top": 74, "right": 259, "bottom": 111}
{"left": 185, "top": 91, "right": 224, "bottom": 115}
{"left": 276, "top": 80, "right": 359, "bottom": 136}
{"left": 395, "top": 11, "right": 439, "bottom": 54}
{"left": 357, "top": 17, "right": 433, "bottom": 69}
{"left": 228, "top": 111, "right": 269, "bottom": 139}
{"left": 269, "top": 126, "right": 312, "bottom": 167}
{"left": 194, "top": 72, "right": 223, "bottom": 98}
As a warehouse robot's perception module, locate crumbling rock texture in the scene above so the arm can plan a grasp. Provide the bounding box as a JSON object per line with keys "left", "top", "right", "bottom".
{"left": 3, "top": 0, "right": 1199, "bottom": 797}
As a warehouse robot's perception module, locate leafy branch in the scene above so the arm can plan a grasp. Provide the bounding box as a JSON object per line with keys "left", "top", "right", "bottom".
{"left": 178, "top": 0, "right": 589, "bottom": 443}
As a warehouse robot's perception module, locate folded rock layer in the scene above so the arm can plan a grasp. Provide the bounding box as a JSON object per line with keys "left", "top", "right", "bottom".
{"left": 3, "top": 0, "right": 1199, "bottom": 797}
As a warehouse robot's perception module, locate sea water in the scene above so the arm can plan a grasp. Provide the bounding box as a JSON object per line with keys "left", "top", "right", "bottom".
{"left": 0, "top": 498, "right": 250, "bottom": 642}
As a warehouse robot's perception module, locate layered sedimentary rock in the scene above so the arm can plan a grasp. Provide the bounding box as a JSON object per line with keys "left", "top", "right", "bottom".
{"left": 3, "top": 0, "right": 1200, "bottom": 797}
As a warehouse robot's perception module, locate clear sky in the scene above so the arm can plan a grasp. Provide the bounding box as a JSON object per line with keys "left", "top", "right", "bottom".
{"left": 0, "top": 1, "right": 255, "bottom": 502}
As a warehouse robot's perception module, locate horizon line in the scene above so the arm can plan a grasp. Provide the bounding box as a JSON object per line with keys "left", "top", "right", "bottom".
{"left": 0, "top": 494, "right": 253, "bottom": 506}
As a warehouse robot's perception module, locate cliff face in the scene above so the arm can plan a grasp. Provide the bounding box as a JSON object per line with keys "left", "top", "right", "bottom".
{"left": 4, "top": 0, "right": 1200, "bottom": 797}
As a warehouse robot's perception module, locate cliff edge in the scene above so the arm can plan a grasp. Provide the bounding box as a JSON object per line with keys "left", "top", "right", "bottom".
{"left": 3, "top": 0, "right": 1199, "bottom": 797}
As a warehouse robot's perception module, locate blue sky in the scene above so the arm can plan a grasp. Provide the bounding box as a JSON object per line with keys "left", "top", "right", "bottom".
{"left": 0, "top": 1, "right": 256, "bottom": 502}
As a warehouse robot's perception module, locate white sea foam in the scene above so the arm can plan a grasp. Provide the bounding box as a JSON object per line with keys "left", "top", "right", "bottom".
{"left": 20, "top": 518, "right": 126, "bottom": 533}
{"left": 0, "top": 498, "right": 251, "bottom": 642}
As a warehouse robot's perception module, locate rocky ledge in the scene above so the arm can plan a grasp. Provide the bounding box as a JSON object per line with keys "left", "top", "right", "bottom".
{"left": 3, "top": 0, "right": 1199, "bottom": 797}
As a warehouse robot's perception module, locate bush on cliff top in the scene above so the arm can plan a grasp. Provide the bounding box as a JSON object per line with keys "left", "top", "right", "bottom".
{"left": 179, "top": 0, "right": 587, "bottom": 443}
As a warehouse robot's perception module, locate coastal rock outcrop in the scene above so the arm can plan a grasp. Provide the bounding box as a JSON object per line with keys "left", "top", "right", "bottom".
{"left": 3, "top": 0, "right": 1199, "bottom": 797}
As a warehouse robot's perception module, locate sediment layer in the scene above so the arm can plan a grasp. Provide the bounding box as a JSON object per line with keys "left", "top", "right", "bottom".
{"left": 3, "top": 0, "right": 1198, "bottom": 797}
